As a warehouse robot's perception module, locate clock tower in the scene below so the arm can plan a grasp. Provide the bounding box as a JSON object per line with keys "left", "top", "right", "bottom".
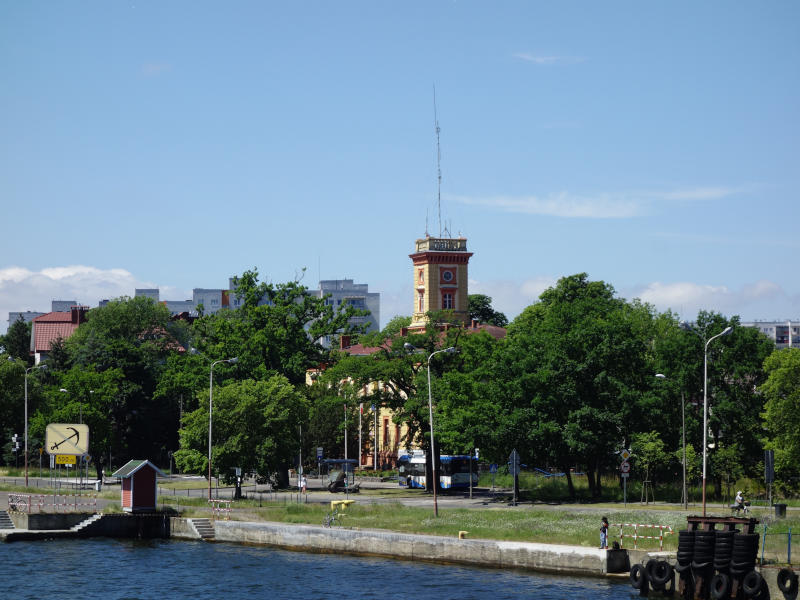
{"left": 409, "top": 236, "right": 473, "bottom": 328}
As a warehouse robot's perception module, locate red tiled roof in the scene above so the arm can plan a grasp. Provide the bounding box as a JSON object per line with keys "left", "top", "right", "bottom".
{"left": 32, "top": 315, "right": 80, "bottom": 353}
{"left": 34, "top": 312, "right": 76, "bottom": 322}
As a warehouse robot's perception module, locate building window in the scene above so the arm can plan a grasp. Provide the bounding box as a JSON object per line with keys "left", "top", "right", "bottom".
{"left": 418, "top": 269, "right": 424, "bottom": 283}
{"left": 418, "top": 291, "right": 424, "bottom": 312}
{"left": 442, "top": 292, "right": 453, "bottom": 309}
{"left": 383, "top": 418, "right": 389, "bottom": 447}
{"left": 394, "top": 424, "right": 401, "bottom": 449}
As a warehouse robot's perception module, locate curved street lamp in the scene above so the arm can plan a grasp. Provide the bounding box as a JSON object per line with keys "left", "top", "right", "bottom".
{"left": 403, "top": 343, "right": 457, "bottom": 517}
{"left": 208, "top": 357, "right": 238, "bottom": 500}
{"left": 702, "top": 326, "right": 732, "bottom": 516}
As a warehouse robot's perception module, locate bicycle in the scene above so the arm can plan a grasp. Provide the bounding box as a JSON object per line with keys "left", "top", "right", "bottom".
{"left": 322, "top": 508, "right": 345, "bottom": 528}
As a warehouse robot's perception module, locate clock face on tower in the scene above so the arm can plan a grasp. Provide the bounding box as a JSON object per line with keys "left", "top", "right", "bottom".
{"left": 442, "top": 269, "right": 454, "bottom": 282}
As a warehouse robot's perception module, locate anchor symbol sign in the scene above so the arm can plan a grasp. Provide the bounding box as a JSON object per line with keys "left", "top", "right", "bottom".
{"left": 51, "top": 426, "right": 80, "bottom": 451}
{"left": 45, "top": 423, "right": 89, "bottom": 456}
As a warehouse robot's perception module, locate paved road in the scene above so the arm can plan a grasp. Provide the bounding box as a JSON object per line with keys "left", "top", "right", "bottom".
{"left": 2, "top": 475, "right": 794, "bottom": 516}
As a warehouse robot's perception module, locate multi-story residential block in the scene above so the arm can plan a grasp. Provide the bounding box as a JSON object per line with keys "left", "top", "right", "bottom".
{"left": 315, "top": 279, "right": 380, "bottom": 335}
{"left": 8, "top": 311, "right": 45, "bottom": 328}
{"left": 740, "top": 320, "right": 798, "bottom": 349}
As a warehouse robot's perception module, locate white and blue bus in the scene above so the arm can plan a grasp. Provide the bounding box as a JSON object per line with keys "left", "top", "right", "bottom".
{"left": 398, "top": 453, "right": 478, "bottom": 490}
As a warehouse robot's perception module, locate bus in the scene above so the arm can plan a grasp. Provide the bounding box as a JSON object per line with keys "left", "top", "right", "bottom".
{"left": 397, "top": 453, "right": 478, "bottom": 490}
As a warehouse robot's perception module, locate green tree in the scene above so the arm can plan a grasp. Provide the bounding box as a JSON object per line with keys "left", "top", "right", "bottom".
{"left": 631, "top": 431, "right": 669, "bottom": 489}
{"left": 1, "top": 317, "right": 32, "bottom": 365}
{"left": 56, "top": 296, "right": 180, "bottom": 467}
{"left": 175, "top": 376, "right": 306, "bottom": 487}
{"left": 29, "top": 366, "right": 123, "bottom": 478}
{"left": 761, "top": 348, "right": 800, "bottom": 493}
{"left": 192, "top": 268, "right": 368, "bottom": 386}
{"left": 322, "top": 311, "right": 466, "bottom": 490}
{"left": 468, "top": 294, "right": 508, "bottom": 327}
{"left": 496, "top": 274, "right": 655, "bottom": 499}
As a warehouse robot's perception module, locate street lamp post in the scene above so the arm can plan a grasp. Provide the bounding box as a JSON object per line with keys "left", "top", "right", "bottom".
{"left": 208, "top": 357, "right": 238, "bottom": 500}
{"left": 702, "top": 326, "right": 732, "bottom": 516}
{"left": 655, "top": 373, "right": 687, "bottom": 509}
{"left": 12, "top": 360, "right": 47, "bottom": 487}
{"left": 403, "top": 343, "right": 457, "bottom": 517}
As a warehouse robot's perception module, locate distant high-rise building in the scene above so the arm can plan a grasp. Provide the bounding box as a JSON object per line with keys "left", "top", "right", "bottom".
{"left": 314, "top": 279, "right": 380, "bottom": 346}
{"left": 740, "top": 320, "right": 798, "bottom": 349}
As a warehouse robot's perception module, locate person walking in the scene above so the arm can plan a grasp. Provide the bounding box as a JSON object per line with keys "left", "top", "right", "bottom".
{"left": 301, "top": 474, "right": 307, "bottom": 494}
{"left": 600, "top": 516, "right": 609, "bottom": 550}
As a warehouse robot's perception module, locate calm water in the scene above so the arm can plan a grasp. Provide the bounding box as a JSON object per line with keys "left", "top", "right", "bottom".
{"left": 2, "top": 538, "right": 638, "bottom": 599}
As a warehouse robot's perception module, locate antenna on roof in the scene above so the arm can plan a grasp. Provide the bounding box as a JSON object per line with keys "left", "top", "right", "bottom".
{"left": 434, "top": 85, "right": 442, "bottom": 238}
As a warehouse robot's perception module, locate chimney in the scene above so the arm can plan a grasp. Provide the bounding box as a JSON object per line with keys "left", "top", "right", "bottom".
{"left": 340, "top": 335, "right": 351, "bottom": 349}
{"left": 71, "top": 306, "right": 89, "bottom": 325}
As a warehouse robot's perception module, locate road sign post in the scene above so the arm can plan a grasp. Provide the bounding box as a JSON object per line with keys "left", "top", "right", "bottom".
{"left": 620, "top": 449, "right": 631, "bottom": 507}
{"left": 509, "top": 449, "right": 521, "bottom": 506}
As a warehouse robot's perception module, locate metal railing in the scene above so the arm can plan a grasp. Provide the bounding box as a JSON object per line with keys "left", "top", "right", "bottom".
{"left": 761, "top": 525, "right": 794, "bottom": 565}
{"left": 7, "top": 493, "right": 97, "bottom": 514}
{"left": 612, "top": 522, "right": 674, "bottom": 551}
{"left": 208, "top": 499, "right": 232, "bottom": 520}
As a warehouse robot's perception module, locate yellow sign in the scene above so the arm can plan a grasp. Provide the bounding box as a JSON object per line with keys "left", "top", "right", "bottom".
{"left": 45, "top": 423, "right": 90, "bottom": 456}
{"left": 56, "top": 454, "right": 76, "bottom": 465}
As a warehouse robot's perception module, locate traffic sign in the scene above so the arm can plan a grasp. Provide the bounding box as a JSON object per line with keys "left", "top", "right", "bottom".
{"left": 620, "top": 448, "right": 631, "bottom": 461}
{"left": 620, "top": 461, "right": 631, "bottom": 474}
{"left": 45, "top": 423, "right": 89, "bottom": 456}
{"left": 317, "top": 447, "right": 323, "bottom": 460}
{"left": 56, "top": 454, "right": 76, "bottom": 465}
{"left": 621, "top": 473, "right": 630, "bottom": 479}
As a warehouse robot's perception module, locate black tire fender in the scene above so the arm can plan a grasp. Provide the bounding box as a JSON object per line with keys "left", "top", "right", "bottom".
{"left": 742, "top": 570, "right": 763, "bottom": 596}
{"left": 630, "top": 564, "right": 646, "bottom": 589}
{"left": 778, "top": 568, "right": 799, "bottom": 594}
{"left": 709, "top": 573, "right": 730, "bottom": 600}
{"left": 651, "top": 561, "right": 673, "bottom": 587}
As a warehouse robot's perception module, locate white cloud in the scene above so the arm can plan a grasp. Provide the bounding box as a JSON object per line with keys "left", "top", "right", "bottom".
{"left": 0, "top": 266, "right": 189, "bottom": 333}
{"left": 655, "top": 186, "right": 741, "bottom": 201}
{"left": 624, "top": 280, "right": 799, "bottom": 321}
{"left": 514, "top": 53, "right": 585, "bottom": 65}
{"left": 452, "top": 192, "right": 643, "bottom": 218}
{"left": 452, "top": 185, "right": 741, "bottom": 219}
{"left": 469, "top": 276, "right": 558, "bottom": 320}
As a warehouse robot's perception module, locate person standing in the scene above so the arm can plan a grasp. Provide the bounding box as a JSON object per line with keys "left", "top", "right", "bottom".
{"left": 600, "top": 516, "right": 609, "bottom": 549}
{"left": 301, "top": 474, "right": 307, "bottom": 494}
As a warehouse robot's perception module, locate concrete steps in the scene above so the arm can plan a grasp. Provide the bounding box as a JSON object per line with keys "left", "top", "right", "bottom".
{"left": 0, "top": 510, "right": 15, "bottom": 529}
{"left": 190, "top": 518, "right": 215, "bottom": 540}
{"left": 70, "top": 513, "right": 103, "bottom": 532}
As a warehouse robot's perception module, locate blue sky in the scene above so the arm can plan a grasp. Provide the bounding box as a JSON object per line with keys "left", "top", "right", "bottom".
{"left": 2, "top": 1, "right": 799, "bottom": 332}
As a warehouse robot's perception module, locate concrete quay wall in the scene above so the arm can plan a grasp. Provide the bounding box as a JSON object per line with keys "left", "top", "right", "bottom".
{"left": 171, "top": 518, "right": 627, "bottom": 576}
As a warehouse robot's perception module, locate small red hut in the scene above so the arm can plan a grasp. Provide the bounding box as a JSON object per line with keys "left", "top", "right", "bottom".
{"left": 112, "top": 460, "right": 166, "bottom": 513}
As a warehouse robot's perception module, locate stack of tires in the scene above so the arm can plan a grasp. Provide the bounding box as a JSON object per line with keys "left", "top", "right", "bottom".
{"left": 692, "top": 529, "right": 716, "bottom": 582}
{"left": 729, "top": 532, "right": 765, "bottom": 599}
{"left": 708, "top": 530, "right": 735, "bottom": 599}
{"left": 675, "top": 530, "right": 694, "bottom": 583}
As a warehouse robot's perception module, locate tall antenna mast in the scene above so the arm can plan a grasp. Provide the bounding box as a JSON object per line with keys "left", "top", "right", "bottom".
{"left": 434, "top": 85, "right": 442, "bottom": 237}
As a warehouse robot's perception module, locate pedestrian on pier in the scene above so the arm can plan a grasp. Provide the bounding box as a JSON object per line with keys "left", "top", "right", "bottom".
{"left": 600, "top": 516, "right": 609, "bottom": 550}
